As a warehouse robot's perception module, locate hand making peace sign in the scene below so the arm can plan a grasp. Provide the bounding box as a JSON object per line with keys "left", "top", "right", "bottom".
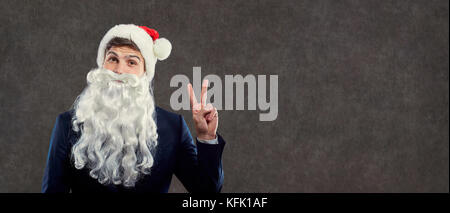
{"left": 187, "top": 79, "right": 218, "bottom": 141}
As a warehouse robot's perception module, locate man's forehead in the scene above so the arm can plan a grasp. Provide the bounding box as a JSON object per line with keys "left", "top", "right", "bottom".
{"left": 106, "top": 46, "right": 143, "bottom": 58}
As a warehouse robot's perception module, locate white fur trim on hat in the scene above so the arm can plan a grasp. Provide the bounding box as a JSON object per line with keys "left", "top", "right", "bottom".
{"left": 96, "top": 24, "right": 171, "bottom": 80}
{"left": 153, "top": 38, "right": 172, "bottom": 61}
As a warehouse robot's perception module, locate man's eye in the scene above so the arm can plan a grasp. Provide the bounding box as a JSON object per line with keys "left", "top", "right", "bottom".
{"left": 129, "top": 60, "right": 137, "bottom": 65}
{"left": 108, "top": 57, "right": 118, "bottom": 62}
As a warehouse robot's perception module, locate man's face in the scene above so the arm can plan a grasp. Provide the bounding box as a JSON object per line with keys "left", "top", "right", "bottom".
{"left": 103, "top": 46, "right": 145, "bottom": 77}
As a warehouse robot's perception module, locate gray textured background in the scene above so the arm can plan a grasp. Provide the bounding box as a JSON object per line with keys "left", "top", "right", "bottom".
{"left": 0, "top": 0, "right": 448, "bottom": 192}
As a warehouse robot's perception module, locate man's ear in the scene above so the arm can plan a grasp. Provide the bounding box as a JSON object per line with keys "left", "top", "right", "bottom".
{"left": 140, "top": 67, "right": 146, "bottom": 77}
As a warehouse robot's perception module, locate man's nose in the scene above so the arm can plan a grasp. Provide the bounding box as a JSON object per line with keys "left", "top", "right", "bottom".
{"left": 112, "top": 69, "right": 120, "bottom": 74}
{"left": 113, "top": 62, "right": 127, "bottom": 74}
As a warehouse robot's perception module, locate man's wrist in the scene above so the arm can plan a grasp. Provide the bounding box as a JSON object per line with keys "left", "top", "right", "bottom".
{"left": 197, "top": 133, "right": 217, "bottom": 141}
{"left": 197, "top": 136, "right": 219, "bottom": 145}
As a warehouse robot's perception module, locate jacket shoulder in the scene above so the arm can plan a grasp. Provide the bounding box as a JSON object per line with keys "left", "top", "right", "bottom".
{"left": 156, "top": 106, "right": 182, "bottom": 120}
{"left": 53, "top": 109, "right": 79, "bottom": 143}
{"left": 57, "top": 109, "right": 75, "bottom": 129}
{"left": 155, "top": 106, "right": 186, "bottom": 132}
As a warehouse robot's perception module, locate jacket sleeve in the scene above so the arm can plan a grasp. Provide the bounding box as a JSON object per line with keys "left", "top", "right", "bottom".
{"left": 41, "top": 113, "right": 72, "bottom": 193}
{"left": 174, "top": 115, "right": 226, "bottom": 193}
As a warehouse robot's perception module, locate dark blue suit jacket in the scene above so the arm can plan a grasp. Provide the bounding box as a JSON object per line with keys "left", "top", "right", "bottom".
{"left": 42, "top": 106, "right": 225, "bottom": 193}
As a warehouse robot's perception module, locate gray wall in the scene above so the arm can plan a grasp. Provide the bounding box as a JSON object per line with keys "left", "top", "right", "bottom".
{"left": 0, "top": 0, "right": 448, "bottom": 192}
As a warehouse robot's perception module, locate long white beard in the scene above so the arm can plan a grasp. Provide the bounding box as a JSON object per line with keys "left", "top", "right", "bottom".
{"left": 71, "top": 67, "right": 158, "bottom": 187}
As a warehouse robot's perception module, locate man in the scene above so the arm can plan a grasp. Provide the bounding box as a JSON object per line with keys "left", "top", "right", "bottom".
{"left": 41, "top": 24, "right": 225, "bottom": 192}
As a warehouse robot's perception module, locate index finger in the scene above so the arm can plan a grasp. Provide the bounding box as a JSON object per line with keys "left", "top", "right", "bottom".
{"left": 188, "top": 83, "right": 198, "bottom": 108}
{"left": 200, "top": 79, "right": 208, "bottom": 108}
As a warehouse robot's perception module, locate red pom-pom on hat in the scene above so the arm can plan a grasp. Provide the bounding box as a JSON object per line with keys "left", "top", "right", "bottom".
{"left": 139, "top": 26, "right": 159, "bottom": 41}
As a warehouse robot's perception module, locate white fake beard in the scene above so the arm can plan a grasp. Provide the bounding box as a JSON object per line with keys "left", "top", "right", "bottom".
{"left": 71, "top": 67, "right": 158, "bottom": 187}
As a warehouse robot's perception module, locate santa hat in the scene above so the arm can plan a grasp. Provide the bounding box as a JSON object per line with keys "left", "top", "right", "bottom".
{"left": 96, "top": 24, "right": 172, "bottom": 80}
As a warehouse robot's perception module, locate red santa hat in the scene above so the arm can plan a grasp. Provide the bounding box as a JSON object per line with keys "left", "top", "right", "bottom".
{"left": 96, "top": 24, "right": 172, "bottom": 80}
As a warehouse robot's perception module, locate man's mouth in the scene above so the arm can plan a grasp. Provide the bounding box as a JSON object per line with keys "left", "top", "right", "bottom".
{"left": 114, "top": 80, "right": 124, "bottom": 83}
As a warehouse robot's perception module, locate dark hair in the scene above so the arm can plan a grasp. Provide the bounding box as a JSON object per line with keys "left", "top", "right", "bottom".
{"left": 105, "top": 37, "right": 141, "bottom": 53}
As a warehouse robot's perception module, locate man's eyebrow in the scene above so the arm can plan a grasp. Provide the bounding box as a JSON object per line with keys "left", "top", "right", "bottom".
{"left": 106, "top": 51, "right": 118, "bottom": 56}
{"left": 126, "top": 55, "right": 141, "bottom": 62}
